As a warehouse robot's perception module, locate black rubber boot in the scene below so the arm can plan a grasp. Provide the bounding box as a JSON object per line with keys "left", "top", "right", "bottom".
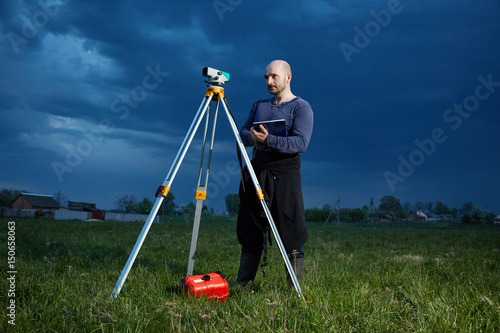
{"left": 235, "top": 252, "right": 261, "bottom": 292}
{"left": 286, "top": 256, "right": 304, "bottom": 288}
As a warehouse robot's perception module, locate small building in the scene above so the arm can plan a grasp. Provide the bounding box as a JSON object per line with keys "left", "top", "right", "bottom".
{"left": 407, "top": 211, "right": 427, "bottom": 221}
{"left": 68, "top": 201, "right": 97, "bottom": 212}
{"left": 10, "top": 193, "right": 60, "bottom": 219}
{"left": 11, "top": 193, "right": 60, "bottom": 210}
{"left": 380, "top": 214, "right": 393, "bottom": 222}
{"left": 68, "top": 201, "right": 105, "bottom": 220}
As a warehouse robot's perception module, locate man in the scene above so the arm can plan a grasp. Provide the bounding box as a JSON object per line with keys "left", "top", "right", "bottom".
{"left": 235, "top": 60, "right": 314, "bottom": 291}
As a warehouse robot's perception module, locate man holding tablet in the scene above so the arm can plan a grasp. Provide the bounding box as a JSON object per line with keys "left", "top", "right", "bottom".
{"left": 235, "top": 60, "right": 314, "bottom": 291}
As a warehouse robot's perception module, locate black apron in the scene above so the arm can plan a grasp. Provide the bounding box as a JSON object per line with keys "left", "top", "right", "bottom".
{"left": 237, "top": 155, "right": 308, "bottom": 255}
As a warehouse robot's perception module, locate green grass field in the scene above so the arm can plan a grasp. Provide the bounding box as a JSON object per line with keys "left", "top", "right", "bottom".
{"left": 1, "top": 217, "right": 499, "bottom": 332}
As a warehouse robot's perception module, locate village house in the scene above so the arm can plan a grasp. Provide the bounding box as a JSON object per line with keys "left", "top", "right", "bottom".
{"left": 10, "top": 193, "right": 60, "bottom": 218}
{"left": 11, "top": 193, "right": 60, "bottom": 210}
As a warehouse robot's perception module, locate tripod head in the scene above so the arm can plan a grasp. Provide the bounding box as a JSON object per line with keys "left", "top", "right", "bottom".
{"left": 203, "top": 67, "right": 230, "bottom": 87}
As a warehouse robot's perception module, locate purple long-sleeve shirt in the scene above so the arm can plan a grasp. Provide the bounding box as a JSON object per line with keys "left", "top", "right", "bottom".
{"left": 240, "top": 97, "right": 313, "bottom": 163}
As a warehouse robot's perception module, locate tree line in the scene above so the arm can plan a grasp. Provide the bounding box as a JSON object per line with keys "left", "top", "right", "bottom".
{"left": 113, "top": 193, "right": 215, "bottom": 216}
{"left": 1, "top": 188, "right": 496, "bottom": 223}
{"left": 225, "top": 193, "right": 497, "bottom": 224}
{"left": 304, "top": 195, "right": 497, "bottom": 224}
{"left": 0, "top": 188, "right": 216, "bottom": 217}
{"left": 0, "top": 188, "right": 195, "bottom": 217}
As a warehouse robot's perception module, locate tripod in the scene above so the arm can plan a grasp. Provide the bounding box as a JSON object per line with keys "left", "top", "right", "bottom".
{"left": 109, "top": 67, "right": 304, "bottom": 300}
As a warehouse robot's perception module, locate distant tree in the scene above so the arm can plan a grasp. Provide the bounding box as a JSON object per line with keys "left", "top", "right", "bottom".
{"left": 181, "top": 202, "right": 196, "bottom": 216}
{"left": 53, "top": 190, "right": 68, "bottom": 208}
{"left": 379, "top": 195, "right": 396, "bottom": 212}
{"left": 136, "top": 197, "right": 153, "bottom": 214}
{"left": 402, "top": 202, "right": 412, "bottom": 214}
{"left": 225, "top": 193, "right": 240, "bottom": 216}
{"left": 322, "top": 204, "right": 338, "bottom": 222}
{"left": 0, "top": 188, "right": 22, "bottom": 207}
{"left": 461, "top": 215, "right": 472, "bottom": 224}
{"left": 202, "top": 204, "right": 209, "bottom": 216}
{"left": 361, "top": 205, "right": 369, "bottom": 213}
{"left": 305, "top": 206, "right": 332, "bottom": 222}
{"left": 425, "top": 202, "right": 434, "bottom": 212}
{"left": 339, "top": 209, "right": 350, "bottom": 222}
{"left": 340, "top": 208, "right": 365, "bottom": 223}
{"left": 485, "top": 212, "right": 496, "bottom": 224}
{"left": 379, "top": 195, "right": 405, "bottom": 219}
{"left": 471, "top": 206, "right": 485, "bottom": 223}
{"left": 160, "top": 192, "right": 176, "bottom": 216}
{"left": 460, "top": 202, "right": 474, "bottom": 216}
{"left": 414, "top": 201, "right": 425, "bottom": 211}
{"left": 323, "top": 204, "right": 332, "bottom": 211}
{"left": 434, "top": 201, "right": 451, "bottom": 215}
{"left": 115, "top": 195, "right": 137, "bottom": 213}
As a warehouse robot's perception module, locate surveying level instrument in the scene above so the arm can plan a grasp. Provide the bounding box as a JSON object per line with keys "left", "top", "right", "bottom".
{"left": 109, "top": 67, "right": 304, "bottom": 300}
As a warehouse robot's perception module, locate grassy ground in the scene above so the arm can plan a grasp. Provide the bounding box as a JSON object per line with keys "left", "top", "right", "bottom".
{"left": 1, "top": 217, "right": 499, "bottom": 332}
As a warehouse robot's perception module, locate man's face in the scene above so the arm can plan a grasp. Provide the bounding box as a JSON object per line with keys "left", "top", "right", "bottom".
{"left": 264, "top": 66, "right": 288, "bottom": 96}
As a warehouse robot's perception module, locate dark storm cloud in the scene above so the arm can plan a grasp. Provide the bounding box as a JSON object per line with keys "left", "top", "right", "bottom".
{"left": 0, "top": 0, "right": 499, "bottom": 213}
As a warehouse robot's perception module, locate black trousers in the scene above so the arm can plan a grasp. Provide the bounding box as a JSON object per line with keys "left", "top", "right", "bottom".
{"left": 237, "top": 155, "right": 308, "bottom": 257}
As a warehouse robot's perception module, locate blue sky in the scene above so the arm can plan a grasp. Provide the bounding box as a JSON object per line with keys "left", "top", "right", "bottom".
{"left": 1, "top": 0, "right": 499, "bottom": 214}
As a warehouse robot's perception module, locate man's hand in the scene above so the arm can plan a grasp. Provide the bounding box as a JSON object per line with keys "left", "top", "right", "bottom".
{"left": 250, "top": 124, "right": 268, "bottom": 143}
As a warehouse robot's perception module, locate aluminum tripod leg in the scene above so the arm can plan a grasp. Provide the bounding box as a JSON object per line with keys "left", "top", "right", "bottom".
{"left": 186, "top": 199, "right": 203, "bottom": 276}
{"left": 109, "top": 95, "right": 212, "bottom": 300}
{"left": 219, "top": 98, "right": 305, "bottom": 299}
{"left": 186, "top": 98, "right": 220, "bottom": 276}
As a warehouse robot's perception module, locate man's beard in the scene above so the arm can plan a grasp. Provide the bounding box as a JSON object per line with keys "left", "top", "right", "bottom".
{"left": 268, "top": 84, "right": 285, "bottom": 95}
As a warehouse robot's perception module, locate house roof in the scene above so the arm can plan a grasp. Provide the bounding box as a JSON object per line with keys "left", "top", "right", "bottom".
{"left": 68, "top": 201, "right": 97, "bottom": 211}
{"left": 15, "top": 193, "right": 60, "bottom": 208}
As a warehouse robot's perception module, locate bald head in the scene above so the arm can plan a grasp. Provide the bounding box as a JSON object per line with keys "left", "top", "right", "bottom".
{"left": 264, "top": 60, "right": 294, "bottom": 99}
{"left": 265, "top": 60, "right": 292, "bottom": 77}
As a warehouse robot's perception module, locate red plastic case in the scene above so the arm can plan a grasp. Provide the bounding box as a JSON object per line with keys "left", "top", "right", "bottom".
{"left": 182, "top": 272, "right": 229, "bottom": 302}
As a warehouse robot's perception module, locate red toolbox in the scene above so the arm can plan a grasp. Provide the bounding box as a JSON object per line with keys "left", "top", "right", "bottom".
{"left": 182, "top": 272, "right": 229, "bottom": 302}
